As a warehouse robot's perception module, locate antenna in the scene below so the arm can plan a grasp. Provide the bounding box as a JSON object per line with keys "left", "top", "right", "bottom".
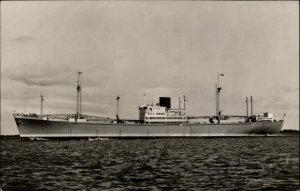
{"left": 40, "top": 95, "right": 44, "bottom": 117}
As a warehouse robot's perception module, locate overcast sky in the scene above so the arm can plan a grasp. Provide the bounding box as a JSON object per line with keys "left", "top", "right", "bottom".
{"left": 1, "top": 1, "right": 299, "bottom": 134}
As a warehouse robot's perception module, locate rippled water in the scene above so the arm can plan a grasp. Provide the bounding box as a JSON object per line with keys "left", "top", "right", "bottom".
{"left": 1, "top": 137, "right": 299, "bottom": 191}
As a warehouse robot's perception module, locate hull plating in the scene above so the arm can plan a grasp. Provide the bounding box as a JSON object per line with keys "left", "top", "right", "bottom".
{"left": 14, "top": 116, "right": 284, "bottom": 138}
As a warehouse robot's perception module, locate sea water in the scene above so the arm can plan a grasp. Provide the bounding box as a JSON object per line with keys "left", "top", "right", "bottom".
{"left": 0, "top": 137, "right": 299, "bottom": 190}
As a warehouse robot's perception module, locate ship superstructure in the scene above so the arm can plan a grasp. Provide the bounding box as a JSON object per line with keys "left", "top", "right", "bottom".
{"left": 138, "top": 97, "right": 187, "bottom": 124}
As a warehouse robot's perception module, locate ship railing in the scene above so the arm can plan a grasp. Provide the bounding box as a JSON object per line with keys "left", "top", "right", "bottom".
{"left": 14, "top": 113, "right": 40, "bottom": 118}
{"left": 40, "top": 114, "right": 112, "bottom": 122}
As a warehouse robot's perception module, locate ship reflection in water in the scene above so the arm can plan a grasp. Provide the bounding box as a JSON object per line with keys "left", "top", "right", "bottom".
{"left": 1, "top": 137, "right": 299, "bottom": 190}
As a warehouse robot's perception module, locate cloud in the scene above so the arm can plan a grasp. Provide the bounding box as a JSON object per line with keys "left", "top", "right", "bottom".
{"left": 14, "top": 76, "right": 69, "bottom": 87}
{"left": 12, "top": 35, "right": 35, "bottom": 43}
{"left": 4, "top": 62, "right": 74, "bottom": 87}
{"left": 281, "top": 86, "right": 299, "bottom": 94}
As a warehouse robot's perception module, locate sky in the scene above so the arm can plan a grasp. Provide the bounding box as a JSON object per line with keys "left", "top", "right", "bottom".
{"left": 1, "top": 1, "right": 299, "bottom": 135}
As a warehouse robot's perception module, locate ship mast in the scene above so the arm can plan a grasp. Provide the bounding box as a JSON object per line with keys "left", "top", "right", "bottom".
{"left": 76, "top": 71, "right": 83, "bottom": 119}
{"left": 246, "top": 97, "right": 249, "bottom": 117}
{"left": 215, "top": 83, "right": 218, "bottom": 116}
{"left": 116, "top": 96, "right": 120, "bottom": 123}
{"left": 40, "top": 95, "right": 44, "bottom": 117}
{"left": 250, "top": 96, "right": 253, "bottom": 116}
{"left": 116, "top": 96, "right": 120, "bottom": 116}
{"left": 183, "top": 95, "right": 187, "bottom": 110}
{"left": 216, "top": 73, "right": 224, "bottom": 116}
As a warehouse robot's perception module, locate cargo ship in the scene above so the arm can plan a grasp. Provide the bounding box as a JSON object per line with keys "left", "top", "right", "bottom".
{"left": 13, "top": 72, "right": 284, "bottom": 139}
